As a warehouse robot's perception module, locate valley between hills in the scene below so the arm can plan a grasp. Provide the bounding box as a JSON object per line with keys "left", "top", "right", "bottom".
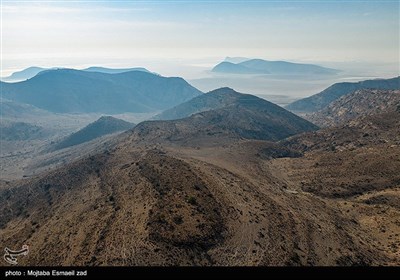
{"left": 0, "top": 69, "right": 399, "bottom": 266}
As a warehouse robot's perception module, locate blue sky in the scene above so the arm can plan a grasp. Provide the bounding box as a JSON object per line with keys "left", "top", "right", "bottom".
{"left": 1, "top": 0, "right": 399, "bottom": 76}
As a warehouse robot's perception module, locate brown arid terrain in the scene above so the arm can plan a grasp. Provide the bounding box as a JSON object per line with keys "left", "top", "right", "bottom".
{"left": 1, "top": 90, "right": 399, "bottom": 266}
{"left": 305, "top": 89, "right": 400, "bottom": 127}
{"left": 0, "top": 111, "right": 153, "bottom": 181}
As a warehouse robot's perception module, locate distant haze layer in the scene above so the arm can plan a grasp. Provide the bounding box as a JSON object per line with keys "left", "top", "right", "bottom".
{"left": 2, "top": 1, "right": 398, "bottom": 78}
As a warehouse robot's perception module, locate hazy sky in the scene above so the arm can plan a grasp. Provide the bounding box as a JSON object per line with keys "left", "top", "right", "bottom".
{"left": 1, "top": 0, "right": 399, "bottom": 77}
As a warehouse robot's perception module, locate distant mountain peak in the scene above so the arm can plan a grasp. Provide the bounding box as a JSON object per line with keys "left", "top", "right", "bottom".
{"left": 97, "top": 115, "right": 119, "bottom": 122}
{"left": 212, "top": 61, "right": 266, "bottom": 74}
{"left": 1, "top": 66, "right": 48, "bottom": 82}
{"left": 207, "top": 87, "right": 236, "bottom": 93}
{"left": 152, "top": 87, "right": 318, "bottom": 144}
{"left": 137, "top": 89, "right": 318, "bottom": 145}
{"left": 153, "top": 87, "right": 243, "bottom": 121}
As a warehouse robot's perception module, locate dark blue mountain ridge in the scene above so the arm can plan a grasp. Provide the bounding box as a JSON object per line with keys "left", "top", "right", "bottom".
{"left": 1, "top": 69, "right": 202, "bottom": 114}
{"left": 1, "top": 66, "right": 152, "bottom": 82}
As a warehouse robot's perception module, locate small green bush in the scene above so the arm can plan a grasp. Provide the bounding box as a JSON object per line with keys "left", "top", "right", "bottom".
{"left": 187, "top": 196, "right": 197, "bottom": 205}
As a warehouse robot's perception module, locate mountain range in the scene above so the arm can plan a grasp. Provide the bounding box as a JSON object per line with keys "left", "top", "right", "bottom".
{"left": 1, "top": 69, "right": 202, "bottom": 113}
{"left": 1, "top": 64, "right": 400, "bottom": 267}
{"left": 1, "top": 84, "right": 399, "bottom": 265}
{"left": 212, "top": 58, "right": 339, "bottom": 75}
{"left": 286, "top": 76, "right": 400, "bottom": 113}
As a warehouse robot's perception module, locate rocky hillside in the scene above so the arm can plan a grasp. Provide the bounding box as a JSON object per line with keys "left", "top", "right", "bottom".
{"left": 286, "top": 77, "right": 399, "bottom": 113}
{"left": 138, "top": 89, "right": 318, "bottom": 145}
{"left": 305, "top": 89, "right": 400, "bottom": 127}
{"left": 1, "top": 90, "right": 399, "bottom": 266}
{"left": 1, "top": 113, "right": 398, "bottom": 265}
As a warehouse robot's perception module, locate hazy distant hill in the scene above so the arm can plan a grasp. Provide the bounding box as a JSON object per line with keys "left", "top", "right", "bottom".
{"left": 212, "top": 58, "right": 339, "bottom": 75}
{"left": 154, "top": 87, "right": 243, "bottom": 120}
{"left": 286, "top": 77, "right": 400, "bottom": 113}
{"left": 0, "top": 121, "right": 47, "bottom": 140}
{"left": 0, "top": 99, "right": 51, "bottom": 119}
{"left": 305, "top": 89, "right": 400, "bottom": 127}
{"left": 1, "top": 66, "right": 152, "bottom": 82}
{"left": 82, "top": 66, "right": 151, "bottom": 74}
{"left": 212, "top": 62, "right": 266, "bottom": 74}
{"left": 1, "top": 69, "right": 202, "bottom": 113}
{"left": 136, "top": 88, "right": 318, "bottom": 144}
{"left": 54, "top": 116, "right": 135, "bottom": 150}
{"left": 1, "top": 67, "right": 48, "bottom": 82}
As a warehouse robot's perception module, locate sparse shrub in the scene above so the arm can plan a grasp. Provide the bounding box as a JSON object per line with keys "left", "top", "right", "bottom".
{"left": 187, "top": 196, "right": 197, "bottom": 205}
{"left": 155, "top": 213, "right": 166, "bottom": 223}
{"left": 173, "top": 215, "right": 183, "bottom": 225}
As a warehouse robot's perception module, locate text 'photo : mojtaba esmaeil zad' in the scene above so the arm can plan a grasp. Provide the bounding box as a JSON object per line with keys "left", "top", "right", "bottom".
{"left": 0, "top": 0, "right": 399, "bottom": 277}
